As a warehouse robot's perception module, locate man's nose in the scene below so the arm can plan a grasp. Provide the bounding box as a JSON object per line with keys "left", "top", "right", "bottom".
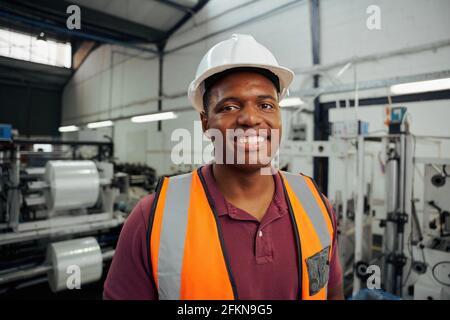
{"left": 236, "top": 105, "right": 262, "bottom": 127}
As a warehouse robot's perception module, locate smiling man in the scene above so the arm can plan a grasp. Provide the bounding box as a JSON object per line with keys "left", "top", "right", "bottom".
{"left": 104, "top": 34, "right": 344, "bottom": 300}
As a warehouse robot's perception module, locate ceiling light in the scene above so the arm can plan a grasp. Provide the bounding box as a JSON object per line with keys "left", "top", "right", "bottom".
{"left": 390, "top": 78, "right": 450, "bottom": 95}
{"left": 131, "top": 111, "right": 177, "bottom": 123}
{"left": 87, "top": 120, "right": 114, "bottom": 129}
{"left": 58, "top": 125, "right": 79, "bottom": 132}
{"left": 37, "top": 32, "right": 47, "bottom": 42}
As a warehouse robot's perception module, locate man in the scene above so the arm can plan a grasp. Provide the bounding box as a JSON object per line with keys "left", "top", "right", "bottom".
{"left": 104, "top": 34, "right": 344, "bottom": 300}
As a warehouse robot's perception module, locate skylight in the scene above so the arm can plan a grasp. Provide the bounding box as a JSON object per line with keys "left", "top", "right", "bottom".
{"left": 0, "top": 28, "right": 71, "bottom": 68}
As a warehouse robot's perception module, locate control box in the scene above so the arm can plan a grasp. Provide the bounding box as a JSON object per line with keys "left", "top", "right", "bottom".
{"left": 331, "top": 120, "right": 369, "bottom": 138}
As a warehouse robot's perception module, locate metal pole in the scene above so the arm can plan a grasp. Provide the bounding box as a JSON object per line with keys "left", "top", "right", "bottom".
{"left": 353, "top": 135, "right": 365, "bottom": 294}
{"left": 383, "top": 139, "right": 398, "bottom": 293}
{"left": 157, "top": 44, "right": 165, "bottom": 132}
{"left": 0, "top": 265, "right": 52, "bottom": 285}
{"left": 8, "top": 145, "right": 21, "bottom": 231}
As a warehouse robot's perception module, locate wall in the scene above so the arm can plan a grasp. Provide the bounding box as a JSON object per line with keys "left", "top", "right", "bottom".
{"left": 61, "top": 0, "right": 450, "bottom": 176}
{"left": 0, "top": 83, "right": 61, "bottom": 136}
{"left": 318, "top": 0, "right": 450, "bottom": 101}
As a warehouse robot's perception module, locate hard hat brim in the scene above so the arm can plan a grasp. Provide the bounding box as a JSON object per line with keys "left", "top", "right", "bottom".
{"left": 188, "top": 63, "right": 295, "bottom": 113}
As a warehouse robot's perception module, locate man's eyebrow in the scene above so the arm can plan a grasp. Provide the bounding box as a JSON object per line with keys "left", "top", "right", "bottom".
{"left": 256, "top": 95, "right": 277, "bottom": 101}
{"left": 213, "top": 95, "right": 278, "bottom": 109}
{"left": 214, "top": 97, "right": 241, "bottom": 107}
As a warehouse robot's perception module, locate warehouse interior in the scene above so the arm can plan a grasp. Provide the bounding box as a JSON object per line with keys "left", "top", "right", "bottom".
{"left": 0, "top": 0, "right": 449, "bottom": 300}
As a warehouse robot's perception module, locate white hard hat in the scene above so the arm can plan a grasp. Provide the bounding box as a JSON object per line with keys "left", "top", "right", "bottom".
{"left": 188, "top": 34, "right": 295, "bottom": 113}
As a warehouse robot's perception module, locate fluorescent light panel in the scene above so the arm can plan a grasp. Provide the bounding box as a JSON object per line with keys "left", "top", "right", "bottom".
{"left": 279, "top": 97, "right": 304, "bottom": 107}
{"left": 87, "top": 120, "right": 114, "bottom": 129}
{"left": 131, "top": 111, "right": 177, "bottom": 123}
{"left": 390, "top": 78, "right": 450, "bottom": 95}
{"left": 58, "top": 125, "right": 79, "bottom": 132}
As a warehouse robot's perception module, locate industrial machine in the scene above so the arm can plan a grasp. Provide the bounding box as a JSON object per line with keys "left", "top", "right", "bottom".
{"left": 0, "top": 137, "right": 129, "bottom": 295}
{"left": 336, "top": 107, "right": 450, "bottom": 299}
{"left": 281, "top": 106, "right": 450, "bottom": 299}
{"left": 113, "top": 162, "right": 157, "bottom": 213}
{"left": 408, "top": 159, "right": 450, "bottom": 300}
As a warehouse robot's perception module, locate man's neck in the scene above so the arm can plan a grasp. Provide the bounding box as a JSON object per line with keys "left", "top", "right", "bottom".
{"left": 211, "top": 163, "right": 276, "bottom": 206}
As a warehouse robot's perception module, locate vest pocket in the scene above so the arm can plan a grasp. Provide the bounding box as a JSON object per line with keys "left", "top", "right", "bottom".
{"left": 306, "top": 246, "right": 330, "bottom": 296}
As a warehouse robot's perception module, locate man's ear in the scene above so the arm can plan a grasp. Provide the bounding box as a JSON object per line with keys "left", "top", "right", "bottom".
{"left": 200, "top": 111, "right": 208, "bottom": 133}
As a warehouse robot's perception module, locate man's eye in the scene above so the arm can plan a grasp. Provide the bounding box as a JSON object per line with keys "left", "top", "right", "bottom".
{"left": 222, "top": 105, "right": 239, "bottom": 111}
{"left": 260, "top": 103, "right": 274, "bottom": 110}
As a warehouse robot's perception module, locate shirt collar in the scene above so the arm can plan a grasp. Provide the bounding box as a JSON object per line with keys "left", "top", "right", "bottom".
{"left": 200, "top": 164, "right": 289, "bottom": 218}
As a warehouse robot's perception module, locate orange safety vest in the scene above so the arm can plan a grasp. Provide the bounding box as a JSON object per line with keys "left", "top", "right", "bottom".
{"left": 148, "top": 168, "right": 334, "bottom": 300}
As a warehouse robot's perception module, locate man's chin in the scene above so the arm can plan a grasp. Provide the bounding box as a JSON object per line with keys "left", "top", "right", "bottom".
{"left": 224, "top": 161, "right": 274, "bottom": 174}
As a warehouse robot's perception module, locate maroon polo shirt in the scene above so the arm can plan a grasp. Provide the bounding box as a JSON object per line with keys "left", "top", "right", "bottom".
{"left": 103, "top": 164, "right": 342, "bottom": 300}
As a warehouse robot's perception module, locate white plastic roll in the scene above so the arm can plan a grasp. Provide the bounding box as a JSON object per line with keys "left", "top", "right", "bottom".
{"left": 45, "top": 160, "right": 100, "bottom": 211}
{"left": 46, "top": 237, "right": 103, "bottom": 292}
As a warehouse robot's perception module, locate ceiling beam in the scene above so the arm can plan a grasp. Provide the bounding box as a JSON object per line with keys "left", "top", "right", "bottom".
{"left": 72, "top": 41, "right": 98, "bottom": 70}
{"left": 155, "top": 0, "right": 192, "bottom": 13}
{"left": 0, "top": 0, "right": 167, "bottom": 43}
{"left": 165, "top": 0, "right": 209, "bottom": 39}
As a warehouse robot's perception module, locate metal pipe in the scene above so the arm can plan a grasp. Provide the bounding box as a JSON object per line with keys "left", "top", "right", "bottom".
{"left": 8, "top": 145, "right": 21, "bottom": 230}
{"left": 0, "top": 265, "right": 51, "bottom": 285}
{"left": 383, "top": 142, "right": 398, "bottom": 293}
{"left": 165, "top": 0, "right": 304, "bottom": 55}
{"left": 294, "top": 70, "right": 450, "bottom": 97}
{"left": 101, "top": 250, "right": 115, "bottom": 261}
{"left": 157, "top": 44, "right": 165, "bottom": 131}
{"left": 293, "top": 39, "right": 450, "bottom": 75}
{"left": 352, "top": 135, "right": 365, "bottom": 294}
{"left": 173, "top": 0, "right": 262, "bottom": 37}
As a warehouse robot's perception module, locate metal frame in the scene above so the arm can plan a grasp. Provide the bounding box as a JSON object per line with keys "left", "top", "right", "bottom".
{"left": 0, "top": 213, "right": 125, "bottom": 246}
{"left": 1, "top": 138, "right": 114, "bottom": 161}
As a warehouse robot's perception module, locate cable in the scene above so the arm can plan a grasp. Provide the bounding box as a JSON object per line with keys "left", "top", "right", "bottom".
{"left": 442, "top": 165, "right": 449, "bottom": 177}
{"left": 401, "top": 133, "right": 421, "bottom": 288}
{"left": 432, "top": 262, "right": 450, "bottom": 287}
{"left": 402, "top": 232, "right": 413, "bottom": 287}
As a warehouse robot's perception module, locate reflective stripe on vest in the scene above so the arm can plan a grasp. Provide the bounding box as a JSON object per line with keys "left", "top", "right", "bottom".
{"left": 149, "top": 168, "right": 334, "bottom": 300}
{"left": 280, "top": 171, "right": 334, "bottom": 299}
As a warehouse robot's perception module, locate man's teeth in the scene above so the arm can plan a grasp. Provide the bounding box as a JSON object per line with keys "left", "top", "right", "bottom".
{"left": 237, "top": 136, "right": 266, "bottom": 144}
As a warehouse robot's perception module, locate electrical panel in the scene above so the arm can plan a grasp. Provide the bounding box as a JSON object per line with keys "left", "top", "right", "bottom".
{"left": 331, "top": 120, "right": 369, "bottom": 138}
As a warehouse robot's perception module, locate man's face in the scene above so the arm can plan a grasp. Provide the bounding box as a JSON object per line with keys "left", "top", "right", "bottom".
{"left": 200, "top": 71, "right": 282, "bottom": 171}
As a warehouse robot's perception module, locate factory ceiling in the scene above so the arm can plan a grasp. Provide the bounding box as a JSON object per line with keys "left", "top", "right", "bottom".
{"left": 0, "top": 0, "right": 208, "bottom": 88}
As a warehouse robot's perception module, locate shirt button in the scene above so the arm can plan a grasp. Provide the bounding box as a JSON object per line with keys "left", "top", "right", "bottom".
{"left": 258, "top": 230, "right": 263, "bottom": 237}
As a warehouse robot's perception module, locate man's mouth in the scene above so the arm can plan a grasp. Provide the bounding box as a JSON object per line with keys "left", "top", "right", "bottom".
{"left": 233, "top": 132, "right": 270, "bottom": 152}
{"left": 237, "top": 135, "right": 266, "bottom": 144}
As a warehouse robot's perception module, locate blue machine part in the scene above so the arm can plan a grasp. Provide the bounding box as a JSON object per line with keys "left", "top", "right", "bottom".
{"left": 0, "top": 124, "right": 12, "bottom": 141}
{"left": 350, "top": 289, "right": 401, "bottom": 300}
{"left": 390, "top": 107, "right": 407, "bottom": 124}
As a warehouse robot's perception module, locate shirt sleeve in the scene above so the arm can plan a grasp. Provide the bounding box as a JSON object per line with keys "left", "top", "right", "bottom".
{"left": 103, "top": 194, "right": 158, "bottom": 300}
{"left": 324, "top": 196, "right": 344, "bottom": 290}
